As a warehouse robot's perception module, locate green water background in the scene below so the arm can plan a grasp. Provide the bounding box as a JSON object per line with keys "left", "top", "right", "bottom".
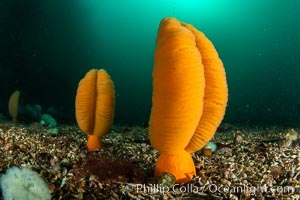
{"left": 0, "top": 0, "right": 299, "bottom": 125}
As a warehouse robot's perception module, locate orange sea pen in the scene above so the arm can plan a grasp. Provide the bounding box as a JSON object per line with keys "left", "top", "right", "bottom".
{"left": 75, "top": 69, "right": 115, "bottom": 151}
{"left": 8, "top": 90, "right": 20, "bottom": 124}
{"left": 149, "top": 17, "right": 228, "bottom": 183}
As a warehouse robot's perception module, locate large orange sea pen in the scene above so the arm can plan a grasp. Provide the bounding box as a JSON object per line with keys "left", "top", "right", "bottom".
{"left": 149, "top": 17, "right": 228, "bottom": 183}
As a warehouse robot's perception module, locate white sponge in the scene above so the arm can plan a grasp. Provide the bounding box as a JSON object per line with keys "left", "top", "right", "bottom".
{"left": 0, "top": 167, "right": 51, "bottom": 200}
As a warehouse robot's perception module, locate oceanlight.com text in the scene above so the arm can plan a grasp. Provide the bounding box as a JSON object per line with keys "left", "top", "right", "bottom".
{"left": 133, "top": 183, "right": 295, "bottom": 195}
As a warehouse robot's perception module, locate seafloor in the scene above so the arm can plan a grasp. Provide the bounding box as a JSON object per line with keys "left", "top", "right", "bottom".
{"left": 0, "top": 121, "right": 300, "bottom": 200}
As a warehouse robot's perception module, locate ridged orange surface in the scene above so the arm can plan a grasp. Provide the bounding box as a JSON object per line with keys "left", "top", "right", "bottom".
{"left": 149, "top": 17, "right": 228, "bottom": 183}
{"left": 8, "top": 90, "right": 20, "bottom": 124}
{"left": 183, "top": 24, "right": 228, "bottom": 153}
{"left": 75, "top": 69, "right": 115, "bottom": 150}
{"left": 149, "top": 17, "right": 205, "bottom": 153}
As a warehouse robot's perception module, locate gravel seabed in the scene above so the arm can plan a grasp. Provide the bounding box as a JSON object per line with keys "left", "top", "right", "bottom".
{"left": 0, "top": 121, "right": 300, "bottom": 199}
